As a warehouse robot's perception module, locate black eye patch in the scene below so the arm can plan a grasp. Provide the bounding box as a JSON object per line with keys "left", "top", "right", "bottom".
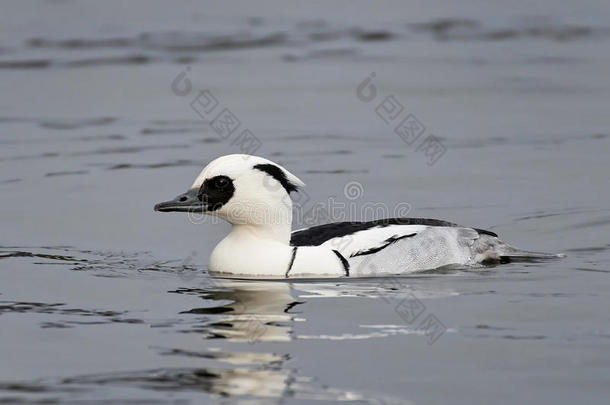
{"left": 198, "top": 175, "right": 235, "bottom": 211}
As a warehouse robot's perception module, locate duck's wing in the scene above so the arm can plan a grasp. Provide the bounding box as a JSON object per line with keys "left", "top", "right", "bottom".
{"left": 290, "top": 218, "right": 561, "bottom": 275}
{"left": 290, "top": 218, "right": 496, "bottom": 258}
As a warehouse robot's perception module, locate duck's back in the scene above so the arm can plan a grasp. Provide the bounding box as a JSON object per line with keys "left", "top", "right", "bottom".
{"left": 290, "top": 218, "right": 498, "bottom": 275}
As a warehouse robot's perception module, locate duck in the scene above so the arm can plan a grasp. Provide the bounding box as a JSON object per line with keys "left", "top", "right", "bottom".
{"left": 154, "top": 154, "right": 562, "bottom": 279}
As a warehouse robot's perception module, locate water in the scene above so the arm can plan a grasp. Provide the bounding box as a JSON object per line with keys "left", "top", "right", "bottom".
{"left": 1, "top": 1, "right": 609, "bottom": 403}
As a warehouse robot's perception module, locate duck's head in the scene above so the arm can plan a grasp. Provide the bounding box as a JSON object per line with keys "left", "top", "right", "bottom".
{"left": 154, "top": 154, "right": 305, "bottom": 227}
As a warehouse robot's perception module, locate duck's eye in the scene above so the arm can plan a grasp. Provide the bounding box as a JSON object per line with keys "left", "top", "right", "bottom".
{"left": 214, "top": 176, "right": 229, "bottom": 189}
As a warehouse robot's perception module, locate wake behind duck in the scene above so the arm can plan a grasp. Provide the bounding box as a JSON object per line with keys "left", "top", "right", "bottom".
{"left": 154, "top": 154, "right": 562, "bottom": 278}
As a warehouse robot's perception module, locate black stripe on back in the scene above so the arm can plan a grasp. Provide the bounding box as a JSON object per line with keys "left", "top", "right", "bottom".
{"left": 350, "top": 233, "right": 417, "bottom": 258}
{"left": 290, "top": 217, "right": 497, "bottom": 246}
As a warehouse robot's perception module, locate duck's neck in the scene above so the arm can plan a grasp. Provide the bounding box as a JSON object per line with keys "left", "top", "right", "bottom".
{"left": 227, "top": 201, "right": 293, "bottom": 244}
{"left": 230, "top": 221, "right": 292, "bottom": 244}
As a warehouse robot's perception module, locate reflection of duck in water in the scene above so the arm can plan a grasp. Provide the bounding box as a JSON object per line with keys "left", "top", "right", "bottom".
{"left": 155, "top": 154, "right": 563, "bottom": 278}
{"left": 161, "top": 281, "right": 380, "bottom": 402}
{"left": 178, "top": 280, "right": 301, "bottom": 343}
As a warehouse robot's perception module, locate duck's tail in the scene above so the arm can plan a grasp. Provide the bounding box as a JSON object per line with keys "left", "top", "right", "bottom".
{"left": 473, "top": 234, "right": 565, "bottom": 264}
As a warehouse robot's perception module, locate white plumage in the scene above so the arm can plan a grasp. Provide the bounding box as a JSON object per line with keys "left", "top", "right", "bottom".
{"left": 154, "top": 154, "right": 562, "bottom": 279}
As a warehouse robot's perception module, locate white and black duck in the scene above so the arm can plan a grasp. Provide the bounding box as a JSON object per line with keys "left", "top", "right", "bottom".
{"left": 154, "top": 154, "right": 562, "bottom": 278}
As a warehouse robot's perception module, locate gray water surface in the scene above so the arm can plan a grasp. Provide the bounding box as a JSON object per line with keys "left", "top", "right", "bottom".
{"left": 1, "top": 1, "right": 610, "bottom": 404}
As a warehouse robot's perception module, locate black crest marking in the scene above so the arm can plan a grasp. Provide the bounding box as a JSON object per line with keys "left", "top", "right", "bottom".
{"left": 253, "top": 163, "right": 299, "bottom": 194}
{"left": 198, "top": 175, "right": 235, "bottom": 211}
{"left": 290, "top": 217, "right": 497, "bottom": 246}
{"left": 332, "top": 250, "right": 350, "bottom": 276}
{"left": 350, "top": 233, "right": 417, "bottom": 258}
